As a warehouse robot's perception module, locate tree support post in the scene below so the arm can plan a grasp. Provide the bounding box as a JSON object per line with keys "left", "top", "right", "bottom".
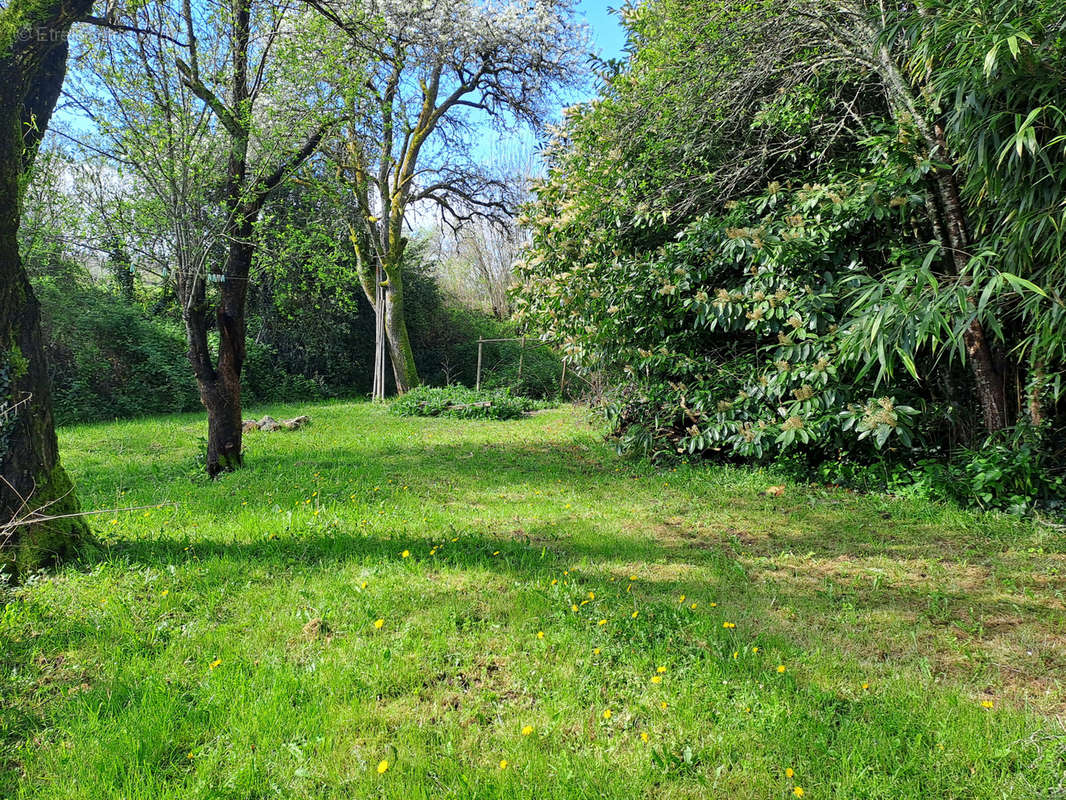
{"left": 476, "top": 338, "right": 484, "bottom": 392}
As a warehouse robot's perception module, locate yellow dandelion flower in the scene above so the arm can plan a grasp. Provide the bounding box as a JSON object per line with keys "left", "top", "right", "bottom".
{"left": 580, "top": 600, "right": 590, "bottom": 606}
{"left": 640, "top": 731, "right": 649, "bottom": 743}
{"left": 981, "top": 700, "right": 994, "bottom": 709}
{"left": 430, "top": 548, "right": 437, "bottom": 555}
{"left": 588, "top": 592, "right": 595, "bottom": 600}
{"left": 777, "top": 665, "right": 786, "bottom": 673}
{"left": 161, "top": 589, "right": 169, "bottom": 597}
{"left": 690, "top": 603, "right": 698, "bottom": 609}
{"left": 536, "top": 631, "right": 545, "bottom": 639}
{"left": 551, "top": 579, "right": 558, "bottom": 585}
{"left": 631, "top": 611, "right": 639, "bottom": 618}
{"left": 187, "top": 751, "right": 194, "bottom": 759}
{"left": 377, "top": 759, "right": 389, "bottom": 774}
{"left": 651, "top": 675, "right": 662, "bottom": 684}
{"left": 492, "top": 550, "right": 500, "bottom": 556}
{"left": 660, "top": 701, "right": 668, "bottom": 710}
{"left": 401, "top": 550, "right": 410, "bottom": 558}
{"left": 793, "top": 787, "right": 804, "bottom": 797}
{"left": 786, "top": 768, "right": 794, "bottom": 778}
{"left": 593, "top": 647, "right": 601, "bottom": 655}
{"left": 862, "top": 682, "right": 869, "bottom": 690}
{"left": 209, "top": 658, "right": 221, "bottom": 669}
{"left": 522, "top": 725, "right": 533, "bottom": 736}
{"left": 752, "top": 647, "right": 759, "bottom": 653}
{"left": 109, "top": 518, "right": 118, "bottom": 525}
{"left": 598, "top": 619, "right": 607, "bottom": 626}
{"left": 361, "top": 581, "right": 368, "bottom": 589}
{"left": 602, "top": 709, "right": 612, "bottom": 719}
{"left": 723, "top": 622, "right": 736, "bottom": 629}
{"left": 499, "top": 759, "right": 508, "bottom": 769}
{"left": 733, "top": 651, "right": 739, "bottom": 659}
{"left": 710, "top": 602, "right": 718, "bottom": 607}
{"left": 374, "top": 618, "right": 384, "bottom": 629}
{"left": 657, "top": 666, "right": 666, "bottom": 673}
{"left": 572, "top": 605, "right": 579, "bottom": 612}
{"left": 629, "top": 575, "right": 637, "bottom": 581}
{"left": 679, "top": 595, "right": 685, "bottom": 603}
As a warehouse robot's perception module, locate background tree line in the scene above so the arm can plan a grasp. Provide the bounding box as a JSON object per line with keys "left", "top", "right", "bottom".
{"left": 21, "top": 149, "right": 562, "bottom": 425}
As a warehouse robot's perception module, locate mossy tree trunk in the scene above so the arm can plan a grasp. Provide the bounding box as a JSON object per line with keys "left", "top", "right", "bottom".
{"left": 1, "top": 0, "right": 95, "bottom": 573}
{"left": 381, "top": 256, "right": 419, "bottom": 394}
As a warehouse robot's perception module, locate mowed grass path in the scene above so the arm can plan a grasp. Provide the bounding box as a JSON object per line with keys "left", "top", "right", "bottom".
{"left": 2, "top": 401, "right": 1064, "bottom": 798}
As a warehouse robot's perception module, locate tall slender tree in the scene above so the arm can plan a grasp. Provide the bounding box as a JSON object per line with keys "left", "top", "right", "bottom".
{"left": 173, "top": 0, "right": 335, "bottom": 474}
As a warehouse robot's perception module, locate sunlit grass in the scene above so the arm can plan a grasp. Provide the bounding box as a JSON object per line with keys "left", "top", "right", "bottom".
{"left": 1, "top": 401, "right": 1062, "bottom": 798}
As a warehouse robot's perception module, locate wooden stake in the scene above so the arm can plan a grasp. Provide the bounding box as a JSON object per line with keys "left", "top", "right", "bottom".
{"left": 373, "top": 261, "right": 386, "bottom": 400}
{"left": 476, "top": 338, "right": 484, "bottom": 392}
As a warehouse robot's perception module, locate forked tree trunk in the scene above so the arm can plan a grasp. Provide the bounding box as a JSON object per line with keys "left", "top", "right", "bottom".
{"left": 1, "top": 3, "right": 93, "bottom": 573}
{"left": 200, "top": 373, "right": 244, "bottom": 475}
{"left": 172, "top": 0, "right": 328, "bottom": 474}
{"left": 186, "top": 230, "right": 253, "bottom": 477}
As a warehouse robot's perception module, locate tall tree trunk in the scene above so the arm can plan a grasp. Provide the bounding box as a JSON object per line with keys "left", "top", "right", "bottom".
{"left": 1, "top": 1, "right": 94, "bottom": 574}
{"left": 172, "top": 0, "right": 329, "bottom": 472}
{"left": 206, "top": 231, "right": 251, "bottom": 475}
{"left": 873, "top": 36, "right": 1010, "bottom": 434}
{"left": 928, "top": 127, "right": 1009, "bottom": 432}
{"left": 381, "top": 267, "right": 419, "bottom": 394}
{"left": 0, "top": 180, "right": 87, "bottom": 573}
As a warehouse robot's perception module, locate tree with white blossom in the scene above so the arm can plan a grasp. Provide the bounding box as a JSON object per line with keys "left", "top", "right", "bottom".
{"left": 306, "top": 0, "right": 588, "bottom": 395}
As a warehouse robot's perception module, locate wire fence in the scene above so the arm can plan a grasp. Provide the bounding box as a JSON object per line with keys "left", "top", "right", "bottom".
{"left": 472, "top": 337, "right": 587, "bottom": 398}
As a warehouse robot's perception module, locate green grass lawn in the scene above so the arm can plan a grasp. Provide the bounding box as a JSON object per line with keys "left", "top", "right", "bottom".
{"left": 2, "top": 401, "right": 1064, "bottom": 798}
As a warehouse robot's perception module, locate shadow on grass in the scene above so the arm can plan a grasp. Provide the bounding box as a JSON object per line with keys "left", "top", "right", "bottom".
{"left": 52, "top": 429, "right": 1066, "bottom": 707}
{"left": 62, "top": 428, "right": 1065, "bottom": 633}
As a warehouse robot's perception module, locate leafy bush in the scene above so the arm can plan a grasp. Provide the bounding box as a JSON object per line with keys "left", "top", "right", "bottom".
{"left": 776, "top": 423, "right": 1066, "bottom": 516}
{"left": 390, "top": 386, "right": 544, "bottom": 420}
{"left": 511, "top": 0, "right": 1066, "bottom": 514}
